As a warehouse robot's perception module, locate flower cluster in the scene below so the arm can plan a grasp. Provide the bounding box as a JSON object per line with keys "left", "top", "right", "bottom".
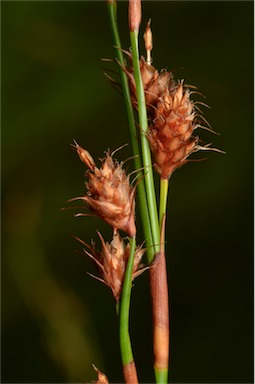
{"left": 80, "top": 231, "right": 144, "bottom": 302}
{"left": 71, "top": 142, "right": 143, "bottom": 301}
{"left": 74, "top": 142, "right": 136, "bottom": 237}
{"left": 148, "top": 82, "right": 199, "bottom": 178}
{"left": 124, "top": 23, "right": 220, "bottom": 179}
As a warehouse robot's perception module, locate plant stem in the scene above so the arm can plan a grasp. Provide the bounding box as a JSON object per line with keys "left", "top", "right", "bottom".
{"left": 119, "top": 236, "right": 138, "bottom": 384}
{"left": 129, "top": 24, "right": 169, "bottom": 384}
{"left": 109, "top": 3, "right": 170, "bottom": 383}
{"left": 150, "top": 204, "right": 169, "bottom": 383}
{"left": 129, "top": 30, "right": 160, "bottom": 254}
{"left": 150, "top": 244, "right": 169, "bottom": 384}
{"left": 107, "top": 0, "right": 155, "bottom": 262}
{"left": 159, "top": 178, "right": 169, "bottom": 235}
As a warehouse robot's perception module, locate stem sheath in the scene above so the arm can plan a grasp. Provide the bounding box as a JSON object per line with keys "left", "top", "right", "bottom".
{"left": 149, "top": 231, "right": 169, "bottom": 383}
{"left": 149, "top": 178, "right": 170, "bottom": 383}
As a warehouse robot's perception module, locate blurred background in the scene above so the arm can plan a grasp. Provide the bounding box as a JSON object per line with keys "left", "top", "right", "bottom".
{"left": 2, "top": 1, "right": 253, "bottom": 383}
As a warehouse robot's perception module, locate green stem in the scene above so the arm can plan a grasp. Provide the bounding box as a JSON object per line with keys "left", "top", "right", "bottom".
{"left": 159, "top": 178, "right": 169, "bottom": 235}
{"left": 107, "top": 0, "right": 155, "bottom": 263}
{"left": 155, "top": 368, "right": 169, "bottom": 384}
{"left": 119, "top": 237, "right": 137, "bottom": 370}
{"left": 129, "top": 30, "right": 160, "bottom": 254}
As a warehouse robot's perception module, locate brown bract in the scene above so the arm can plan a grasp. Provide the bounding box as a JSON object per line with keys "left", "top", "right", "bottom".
{"left": 84, "top": 232, "right": 145, "bottom": 302}
{"left": 74, "top": 143, "right": 136, "bottom": 237}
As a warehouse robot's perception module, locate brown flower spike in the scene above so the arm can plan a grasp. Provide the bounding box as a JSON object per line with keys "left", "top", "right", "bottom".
{"left": 125, "top": 22, "right": 222, "bottom": 179}
{"left": 148, "top": 82, "right": 199, "bottom": 179}
{"left": 73, "top": 142, "right": 136, "bottom": 237}
{"left": 81, "top": 231, "right": 145, "bottom": 302}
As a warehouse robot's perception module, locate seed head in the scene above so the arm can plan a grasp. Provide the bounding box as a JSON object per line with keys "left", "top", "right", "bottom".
{"left": 83, "top": 232, "right": 145, "bottom": 302}
{"left": 73, "top": 142, "right": 136, "bottom": 237}
{"left": 148, "top": 83, "right": 199, "bottom": 178}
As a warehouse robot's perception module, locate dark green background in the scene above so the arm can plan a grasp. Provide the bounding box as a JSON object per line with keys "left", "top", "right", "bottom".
{"left": 2, "top": 1, "right": 253, "bottom": 383}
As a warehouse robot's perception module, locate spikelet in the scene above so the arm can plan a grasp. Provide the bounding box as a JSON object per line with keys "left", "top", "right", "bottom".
{"left": 148, "top": 82, "right": 199, "bottom": 179}
{"left": 73, "top": 142, "right": 136, "bottom": 237}
{"left": 82, "top": 231, "right": 145, "bottom": 302}
{"left": 124, "top": 55, "right": 174, "bottom": 114}
{"left": 126, "top": 21, "right": 221, "bottom": 178}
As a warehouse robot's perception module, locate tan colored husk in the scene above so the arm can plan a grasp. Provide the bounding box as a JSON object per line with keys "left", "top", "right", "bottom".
{"left": 83, "top": 231, "right": 145, "bottom": 302}
{"left": 74, "top": 142, "right": 136, "bottom": 237}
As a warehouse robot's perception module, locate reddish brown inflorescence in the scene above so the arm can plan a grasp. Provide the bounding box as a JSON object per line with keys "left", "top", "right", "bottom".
{"left": 73, "top": 142, "right": 136, "bottom": 237}
{"left": 82, "top": 231, "right": 145, "bottom": 302}
{"left": 148, "top": 82, "right": 199, "bottom": 179}
{"left": 124, "top": 22, "right": 221, "bottom": 179}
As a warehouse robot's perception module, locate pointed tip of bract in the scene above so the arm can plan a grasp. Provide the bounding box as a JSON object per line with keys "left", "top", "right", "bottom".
{"left": 92, "top": 364, "right": 109, "bottom": 384}
{"left": 72, "top": 141, "right": 96, "bottom": 170}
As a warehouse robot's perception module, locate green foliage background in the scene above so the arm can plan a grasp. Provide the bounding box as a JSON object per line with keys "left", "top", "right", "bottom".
{"left": 2, "top": 1, "right": 253, "bottom": 383}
